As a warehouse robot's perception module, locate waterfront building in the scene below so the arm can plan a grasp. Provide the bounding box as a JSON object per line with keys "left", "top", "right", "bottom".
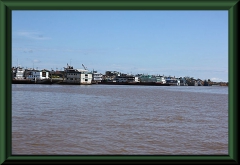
{"left": 179, "top": 77, "right": 188, "bottom": 86}
{"left": 115, "top": 75, "right": 140, "bottom": 83}
{"left": 197, "top": 79, "right": 203, "bottom": 86}
{"left": 165, "top": 78, "right": 180, "bottom": 86}
{"left": 64, "top": 64, "right": 92, "bottom": 84}
{"left": 134, "top": 76, "right": 140, "bottom": 82}
{"left": 203, "top": 80, "right": 210, "bottom": 86}
{"left": 105, "top": 71, "right": 120, "bottom": 77}
{"left": 156, "top": 76, "right": 166, "bottom": 84}
{"left": 26, "top": 69, "right": 49, "bottom": 81}
{"left": 103, "top": 71, "right": 120, "bottom": 82}
{"left": 115, "top": 76, "right": 127, "bottom": 83}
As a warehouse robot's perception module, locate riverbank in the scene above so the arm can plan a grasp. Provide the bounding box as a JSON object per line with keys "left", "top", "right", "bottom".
{"left": 12, "top": 79, "right": 228, "bottom": 86}
{"left": 12, "top": 80, "right": 171, "bottom": 86}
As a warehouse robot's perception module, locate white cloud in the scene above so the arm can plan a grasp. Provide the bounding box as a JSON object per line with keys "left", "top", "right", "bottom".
{"left": 33, "top": 59, "right": 41, "bottom": 63}
{"left": 12, "top": 46, "right": 108, "bottom": 55}
{"left": 16, "top": 31, "right": 51, "bottom": 40}
{"left": 211, "top": 77, "right": 223, "bottom": 82}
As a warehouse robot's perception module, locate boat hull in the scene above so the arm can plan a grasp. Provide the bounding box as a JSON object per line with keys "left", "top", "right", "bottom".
{"left": 12, "top": 79, "right": 53, "bottom": 84}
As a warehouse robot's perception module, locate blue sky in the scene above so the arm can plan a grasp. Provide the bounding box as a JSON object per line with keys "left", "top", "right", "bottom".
{"left": 12, "top": 10, "right": 228, "bottom": 82}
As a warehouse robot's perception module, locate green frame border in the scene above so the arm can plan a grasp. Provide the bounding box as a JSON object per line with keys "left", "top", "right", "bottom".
{"left": 0, "top": 0, "right": 238, "bottom": 164}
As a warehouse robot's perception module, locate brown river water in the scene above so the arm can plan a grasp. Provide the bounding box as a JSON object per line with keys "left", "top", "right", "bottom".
{"left": 12, "top": 84, "right": 228, "bottom": 155}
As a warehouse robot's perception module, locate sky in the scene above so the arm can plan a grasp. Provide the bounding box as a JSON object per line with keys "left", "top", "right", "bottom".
{"left": 12, "top": 10, "right": 228, "bottom": 82}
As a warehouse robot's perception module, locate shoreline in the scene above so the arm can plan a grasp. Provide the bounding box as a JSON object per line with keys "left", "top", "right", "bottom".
{"left": 12, "top": 80, "right": 228, "bottom": 86}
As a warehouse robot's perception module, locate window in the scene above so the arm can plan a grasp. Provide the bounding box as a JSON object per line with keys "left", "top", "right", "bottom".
{"left": 85, "top": 79, "right": 88, "bottom": 81}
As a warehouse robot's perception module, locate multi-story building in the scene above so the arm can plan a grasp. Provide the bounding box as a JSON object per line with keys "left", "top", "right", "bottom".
{"left": 115, "top": 75, "right": 139, "bottom": 83}
{"left": 156, "top": 76, "right": 166, "bottom": 84}
{"left": 64, "top": 64, "right": 92, "bottom": 84}
{"left": 26, "top": 69, "right": 49, "bottom": 81}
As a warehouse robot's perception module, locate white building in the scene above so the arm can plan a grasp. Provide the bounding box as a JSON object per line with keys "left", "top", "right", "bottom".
{"left": 115, "top": 75, "right": 139, "bottom": 83}
{"left": 64, "top": 65, "right": 92, "bottom": 84}
{"left": 156, "top": 76, "right": 166, "bottom": 84}
{"left": 27, "top": 70, "right": 49, "bottom": 81}
{"left": 134, "top": 76, "right": 140, "bottom": 82}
